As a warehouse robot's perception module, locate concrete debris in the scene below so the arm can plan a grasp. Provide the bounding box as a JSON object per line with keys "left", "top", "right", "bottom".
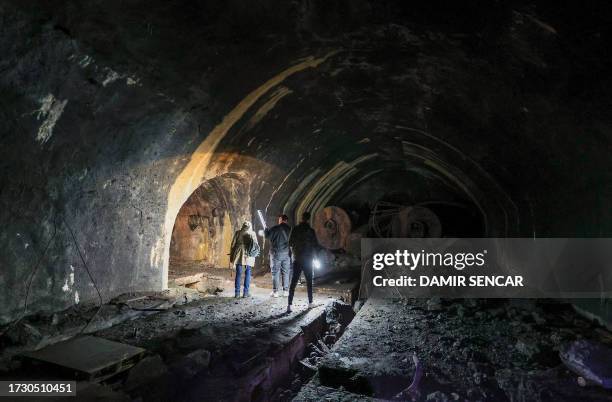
{"left": 5, "top": 322, "right": 42, "bottom": 346}
{"left": 426, "top": 391, "right": 451, "bottom": 401}
{"left": 124, "top": 355, "right": 168, "bottom": 390}
{"left": 20, "top": 335, "right": 146, "bottom": 382}
{"left": 324, "top": 334, "right": 337, "bottom": 344}
{"left": 280, "top": 301, "right": 357, "bottom": 400}
{"left": 304, "top": 298, "right": 612, "bottom": 401}
{"left": 0, "top": 290, "right": 204, "bottom": 370}
{"left": 186, "top": 275, "right": 225, "bottom": 295}
{"left": 94, "top": 295, "right": 348, "bottom": 400}
{"left": 171, "top": 349, "right": 211, "bottom": 379}
{"left": 515, "top": 339, "right": 540, "bottom": 359}
{"left": 560, "top": 340, "right": 612, "bottom": 389}
{"left": 300, "top": 359, "right": 317, "bottom": 372}
{"left": 426, "top": 297, "right": 442, "bottom": 311}
{"left": 318, "top": 339, "right": 331, "bottom": 354}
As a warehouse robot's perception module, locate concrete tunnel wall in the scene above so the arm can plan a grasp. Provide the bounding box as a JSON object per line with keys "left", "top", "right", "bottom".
{"left": 1, "top": 0, "right": 611, "bottom": 325}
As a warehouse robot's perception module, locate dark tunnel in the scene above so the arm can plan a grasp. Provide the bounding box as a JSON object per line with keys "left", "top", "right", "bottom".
{"left": 1, "top": 0, "right": 612, "bottom": 401}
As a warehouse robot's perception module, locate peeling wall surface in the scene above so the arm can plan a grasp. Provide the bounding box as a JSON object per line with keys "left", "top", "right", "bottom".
{"left": 1, "top": 0, "right": 611, "bottom": 324}
{"left": 170, "top": 176, "right": 243, "bottom": 269}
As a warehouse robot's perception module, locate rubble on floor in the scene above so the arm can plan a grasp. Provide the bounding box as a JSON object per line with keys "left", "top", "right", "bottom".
{"left": 20, "top": 335, "right": 147, "bottom": 381}
{"left": 294, "top": 382, "right": 385, "bottom": 402}
{"left": 273, "top": 301, "right": 356, "bottom": 401}
{"left": 1, "top": 285, "right": 353, "bottom": 401}
{"left": 4, "top": 289, "right": 612, "bottom": 401}
{"left": 253, "top": 271, "right": 360, "bottom": 305}
{"left": 0, "top": 288, "right": 203, "bottom": 366}
{"left": 170, "top": 260, "right": 361, "bottom": 304}
{"left": 169, "top": 264, "right": 232, "bottom": 295}
{"left": 296, "top": 298, "right": 612, "bottom": 402}
{"left": 110, "top": 297, "right": 355, "bottom": 401}
{"left": 94, "top": 295, "right": 330, "bottom": 401}
{"left": 560, "top": 339, "right": 612, "bottom": 389}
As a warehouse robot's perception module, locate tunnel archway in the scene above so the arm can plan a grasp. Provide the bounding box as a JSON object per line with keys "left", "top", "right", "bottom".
{"left": 153, "top": 33, "right": 544, "bottom": 292}
{"left": 163, "top": 114, "right": 520, "bottom": 290}
{"left": 168, "top": 173, "right": 251, "bottom": 285}
{"left": 158, "top": 53, "right": 336, "bottom": 289}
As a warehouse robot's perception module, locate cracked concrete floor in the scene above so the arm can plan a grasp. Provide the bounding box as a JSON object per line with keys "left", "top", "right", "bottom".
{"left": 98, "top": 285, "right": 324, "bottom": 352}
{"left": 296, "top": 298, "right": 612, "bottom": 402}
{"left": 91, "top": 285, "right": 336, "bottom": 401}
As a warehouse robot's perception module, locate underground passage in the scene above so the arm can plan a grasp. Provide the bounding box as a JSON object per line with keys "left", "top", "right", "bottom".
{"left": 1, "top": 1, "right": 612, "bottom": 401}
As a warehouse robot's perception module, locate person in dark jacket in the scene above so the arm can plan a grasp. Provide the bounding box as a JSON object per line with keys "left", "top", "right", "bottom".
{"left": 264, "top": 214, "right": 292, "bottom": 297}
{"left": 287, "top": 211, "right": 321, "bottom": 312}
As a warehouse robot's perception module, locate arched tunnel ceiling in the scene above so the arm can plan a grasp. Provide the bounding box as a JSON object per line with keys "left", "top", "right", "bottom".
{"left": 1, "top": 0, "right": 612, "bottom": 322}
{"left": 199, "top": 29, "right": 575, "bottom": 238}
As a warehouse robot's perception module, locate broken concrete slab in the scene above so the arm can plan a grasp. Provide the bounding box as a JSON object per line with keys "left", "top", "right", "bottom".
{"left": 187, "top": 276, "right": 225, "bottom": 294}
{"left": 0, "top": 288, "right": 205, "bottom": 368}
{"left": 4, "top": 322, "right": 42, "bottom": 346}
{"left": 20, "top": 336, "right": 146, "bottom": 381}
{"left": 124, "top": 354, "right": 168, "bottom": 391}
{"left": 304, "top": 298, "right": 612, "bottom": 401}
{"left": 294, "top": 376, "right": 387, "bottom": 402}
{"left": 90, "top": 292, "right": 350, "bottom": 401}
{"left": 169, "top": 349, "right": 211, "bottom": 380}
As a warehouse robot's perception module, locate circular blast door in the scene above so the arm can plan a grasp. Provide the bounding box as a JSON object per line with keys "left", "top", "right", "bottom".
{"left": 313, "top": 206, "right": 352, "bottom": 250}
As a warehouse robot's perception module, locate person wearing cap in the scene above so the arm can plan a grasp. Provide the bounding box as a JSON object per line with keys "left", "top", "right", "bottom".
{"left": 230, "top": 221, "right": 260, "bottom": 298}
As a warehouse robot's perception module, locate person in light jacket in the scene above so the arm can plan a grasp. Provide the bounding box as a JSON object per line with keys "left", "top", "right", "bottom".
{"left": 230, "top": 221, "right": 260, "bottom": 298}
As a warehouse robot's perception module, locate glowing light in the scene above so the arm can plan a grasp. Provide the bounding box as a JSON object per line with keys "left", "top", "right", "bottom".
{"left": 313, "top": 258, "right": 321, "bottom": 269}
{"left": 257, "top": 209, "right": 267, "bottom": 229}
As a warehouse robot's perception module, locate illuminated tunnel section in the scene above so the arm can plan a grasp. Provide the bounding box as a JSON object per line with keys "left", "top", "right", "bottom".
{"left": 1, "top": 0, "right": 611, "bottom": 328}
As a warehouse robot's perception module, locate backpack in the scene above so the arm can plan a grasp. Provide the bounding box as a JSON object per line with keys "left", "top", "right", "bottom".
{"left": 246, "top": 233, "right": 261, "bottom": 258}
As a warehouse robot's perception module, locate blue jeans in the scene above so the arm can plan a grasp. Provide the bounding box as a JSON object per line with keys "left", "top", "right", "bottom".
{"left": 235, "top": 264, "right": 252, "bottom": 296}
{"left": 271, "top": 253, "right": 291, "bottom": 292}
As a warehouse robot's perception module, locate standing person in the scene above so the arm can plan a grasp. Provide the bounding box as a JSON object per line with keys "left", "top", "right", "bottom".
{"left": 287, "top": 212, "right": 321, "bottom": 312}
{"left": 264, "top": 214, "right": 292, "bottom": 297}
{"left": 230, "top": 221, "right": 260, "bottom": 298}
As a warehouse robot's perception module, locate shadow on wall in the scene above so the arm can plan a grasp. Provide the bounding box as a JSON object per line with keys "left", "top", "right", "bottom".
{"left": 169, "top": 174, "right": 250, "bottom": 273}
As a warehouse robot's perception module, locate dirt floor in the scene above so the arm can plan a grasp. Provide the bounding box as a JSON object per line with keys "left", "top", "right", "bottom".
{"left": 93, "top": 290, "right": 337, "bottom": 401}
{"left": 3, "top": 284, "right": 612, "bottom": 401}
{"left": 296, "top": 298, "right": 612, "bottom": 402}
{"left": 168, "top": 260, "right": 360, "bottom": 304}
{"left": 1, "top": 281, "right": 354, "bottom": 402}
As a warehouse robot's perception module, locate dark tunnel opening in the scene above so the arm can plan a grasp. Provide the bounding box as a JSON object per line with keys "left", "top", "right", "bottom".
{"left": 169, "top": 179, "right": 233, "bottom": 273}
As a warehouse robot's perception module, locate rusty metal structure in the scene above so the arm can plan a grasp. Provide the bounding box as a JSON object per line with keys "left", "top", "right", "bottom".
{"left": 312, "top": 206, "right": 352, "bottom": 250}
{"left": 369, "top": 201, "right": 442, "bottom": 238}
